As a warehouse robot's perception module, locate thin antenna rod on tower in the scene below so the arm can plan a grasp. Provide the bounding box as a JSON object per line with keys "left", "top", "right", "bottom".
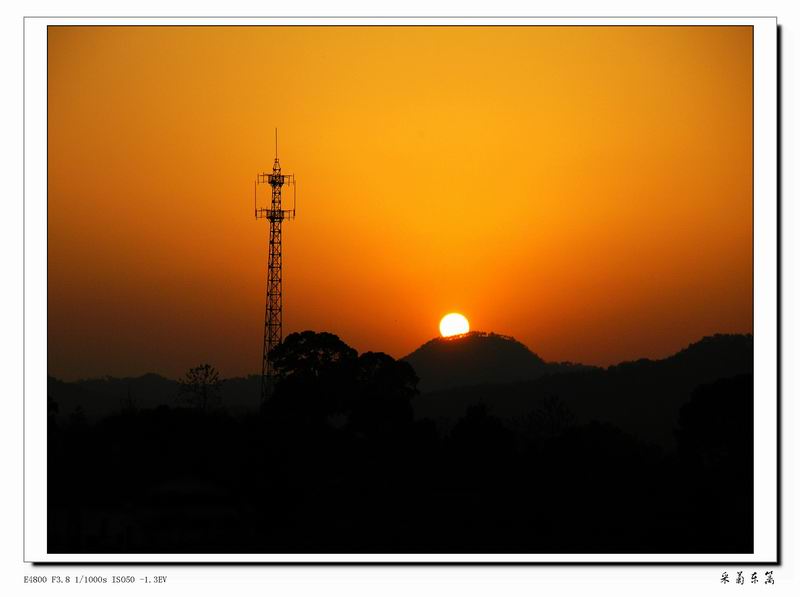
{"left": 275, "top": 128, "right": 278, "bottom": 159}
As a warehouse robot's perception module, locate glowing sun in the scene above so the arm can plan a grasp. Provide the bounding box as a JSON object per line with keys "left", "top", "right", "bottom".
{"left": 439, "top": 313, "right": 470, "bottom": 337}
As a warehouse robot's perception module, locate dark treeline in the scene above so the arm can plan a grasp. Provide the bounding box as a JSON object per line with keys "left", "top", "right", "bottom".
{"left": 48, "top": 331, "right": 753, "bottom": 554}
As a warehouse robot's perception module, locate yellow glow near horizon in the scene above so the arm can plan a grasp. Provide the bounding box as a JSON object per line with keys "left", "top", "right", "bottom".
{"left": 440, "top": 313, "right": 470, "bottom": 337}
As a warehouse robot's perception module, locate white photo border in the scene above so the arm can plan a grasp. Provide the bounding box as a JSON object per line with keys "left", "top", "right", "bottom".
{"left": 23, "top": 16, "right": 779, "bottom": 564}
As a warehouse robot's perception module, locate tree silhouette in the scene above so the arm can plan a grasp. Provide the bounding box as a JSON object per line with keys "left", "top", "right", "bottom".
{"left": 270, "top": 331, "right": 358, "bottom": 380}
{"left": 527, "top": 394, "right": 575, "bottom": 438}
{"left": 120, "top": 384, "right": 137, "bottom": 414}
{"left": 676, "top": 374, "right": 753, "bottom": 472}
{"left": 267, "top": 332, "right": 419, "bottom": 442}
{"left": 267, "top": 331, "right": 358, "bottom": 422}
{"left": 450, "top": 403, "right": 515, "bottom": 469}
{"left": 68, "top": 405, "right": 87, "bottom": 429}
{"left": 177, "top": 363, "right": 222, "bottom": 411}
{"left": 350, "top": 351, "right": 417, "bottom": 436}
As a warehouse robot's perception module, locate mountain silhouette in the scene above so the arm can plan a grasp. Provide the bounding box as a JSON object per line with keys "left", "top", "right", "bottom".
{"left": 47, "top": 372, "right": 261, "bottom": 423}
{"left": 412, "top": 333, "right": 753, "bottom": 448}
{"left": 403, "top": 331, "right": 590, "bottom": 393}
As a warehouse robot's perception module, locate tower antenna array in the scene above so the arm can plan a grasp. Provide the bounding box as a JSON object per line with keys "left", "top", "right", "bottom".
{"left": 254, "top": 128, "right": 297, "bottom": 404}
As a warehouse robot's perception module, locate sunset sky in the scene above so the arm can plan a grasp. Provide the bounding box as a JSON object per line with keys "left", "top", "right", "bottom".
{"left": 47, "top": 26, "right": 753, "bottom": 381}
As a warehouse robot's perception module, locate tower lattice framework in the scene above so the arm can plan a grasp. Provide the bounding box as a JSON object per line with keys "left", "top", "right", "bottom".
{"left": 255, "top": 130, "right": 296, "bottom": 404}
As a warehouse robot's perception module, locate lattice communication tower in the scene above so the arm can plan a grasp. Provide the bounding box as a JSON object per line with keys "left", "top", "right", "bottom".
{"left": 254, "top": 129, "right": 297, "bottom": 403}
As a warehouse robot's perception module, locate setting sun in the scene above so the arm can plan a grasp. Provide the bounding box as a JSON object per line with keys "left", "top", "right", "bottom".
{"left": 439, "top": 313, "right": 470, "bottom": 337}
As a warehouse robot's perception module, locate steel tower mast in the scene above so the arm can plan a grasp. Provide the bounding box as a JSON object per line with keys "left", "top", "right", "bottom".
{"left": 254, "top": 129, "right": 296, "bottom": 403}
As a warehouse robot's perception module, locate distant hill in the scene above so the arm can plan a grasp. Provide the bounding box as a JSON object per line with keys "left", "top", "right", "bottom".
{"left": 412, "top": 333, "right": 754, "bottom": 448}
{"left": 48, "top": 332, "right": 754, "bottom": 450}
{"left": 403, "top": 331, "right": 591, "bottom": 393}
{"left": 47, "top": 373, "right": 261, "bottom": 422}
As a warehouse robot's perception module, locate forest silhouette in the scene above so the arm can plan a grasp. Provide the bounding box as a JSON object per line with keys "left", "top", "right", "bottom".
{"left": 48, "top": 331, "right": 753, "bottom": 554}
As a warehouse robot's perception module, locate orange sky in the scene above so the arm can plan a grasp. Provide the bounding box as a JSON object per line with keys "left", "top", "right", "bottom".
{"left": 47, "top": 26, "right": 753, "bottom": 381}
